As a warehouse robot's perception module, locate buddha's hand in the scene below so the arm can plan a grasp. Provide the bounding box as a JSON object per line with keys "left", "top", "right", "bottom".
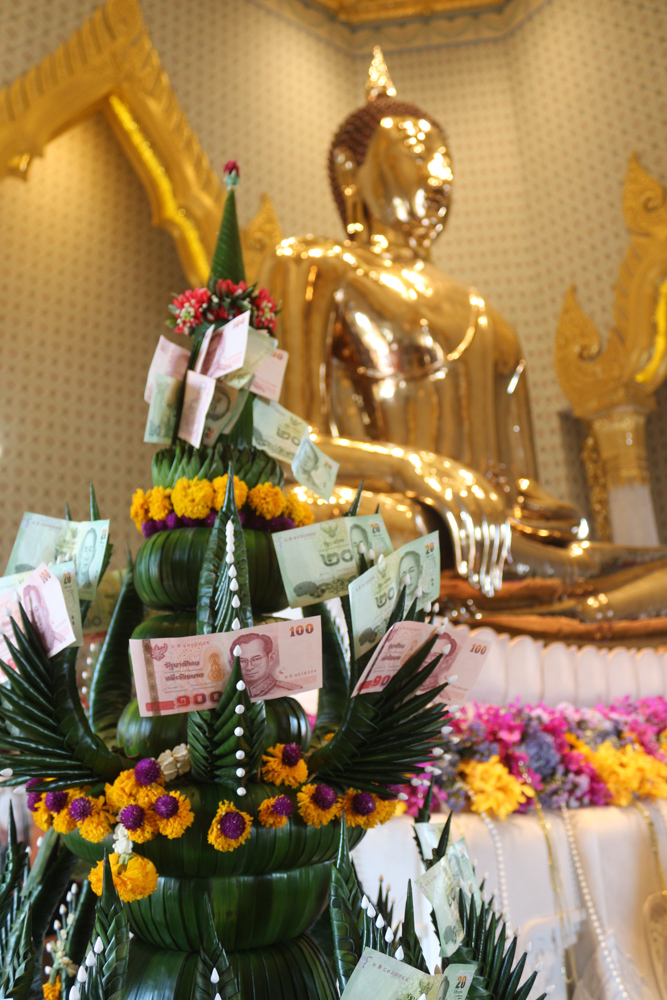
{"left": 311, "top": 436, "right": 510, "bottom": 597}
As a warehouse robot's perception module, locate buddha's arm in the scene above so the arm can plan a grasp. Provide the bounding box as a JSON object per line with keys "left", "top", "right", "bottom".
{"left": 311, "top": 432, "right": 510, "bottom": 597}
{"left": 258, "top": 240, "right": 349, "bottom": 430}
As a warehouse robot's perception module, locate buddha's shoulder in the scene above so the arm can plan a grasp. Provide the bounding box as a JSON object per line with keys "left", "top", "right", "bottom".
{"left": 272, "top": 234, "right": 350, "bottom": 259}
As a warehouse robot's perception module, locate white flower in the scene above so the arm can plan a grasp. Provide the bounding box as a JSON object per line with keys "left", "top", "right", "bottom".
{"left": 157, "top": 743, "right": 191, "bottom": 783}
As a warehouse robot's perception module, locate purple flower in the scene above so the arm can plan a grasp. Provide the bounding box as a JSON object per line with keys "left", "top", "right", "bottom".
{"left": 134, "top": 758, "right": 162, "bottom": 787}
{"left": 119, "top": 804, "right": 146, "bottom": 831}
{"left": 204, "top": 511, "right": 217, "bottom": 527}
{"left": 271, "top": 795, "right": 294, "bottom": 817}
{"left": 181, "top": 516, "right": 205, "bottom": 528}
{"left": 141, "top": 519, "right": 158, "bottom": 539}
{"left": 165, "top": 512, "right": 181, "bottom": 530}
{"left": 219, "top": 811, "right": 247, "bottom": 840}
{"left": 281, "top": 743, "right": 302, "bottom": 767}
{"left": 155, "top": 794, "right": 179, "bottom": 819}
{"left": 266, "top": 515, "right": 296, "bottom": 533}
{"left": 44, "top": 790, "right": 68, "bottom": 813}
{"left": 154, "top": 519, "right": 167, "bottom": 532}
{"left": 351, "top": 792, "right": 376, "bottom": 817}
{"left": 312, "top": 784, "right": 337, "bottom": 810}
{"left": 27, "top": 792, "right": 42, "bottom": 812}
{"left": 69, "top": 797, "right": 93, "bottom": 821}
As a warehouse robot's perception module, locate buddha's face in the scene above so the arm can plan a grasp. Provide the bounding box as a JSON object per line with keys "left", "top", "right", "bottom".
{"left": 356, "top": 114, "right": 452, "bottom": 249}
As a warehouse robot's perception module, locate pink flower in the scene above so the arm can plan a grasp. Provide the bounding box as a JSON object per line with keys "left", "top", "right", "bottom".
{"left": 253, "top": 287, "right": 278, "bottom": 332}
{"left": 169, "top": 287, "right": 211, "bottom": 335}
{"left": 224, "top": 160, "right": 240, "bottom": 180}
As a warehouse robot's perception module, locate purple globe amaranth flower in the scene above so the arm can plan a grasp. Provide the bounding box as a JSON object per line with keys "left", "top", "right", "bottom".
{"left": 238, "top": 509, "right": 247, "bottom": 527}
{"left": 281, "top": 743, "right": 302, "bottom": 767}
{"left": 181, "top": 516, "right": 204, "bottom": 528}
{"left": 44, "top": 790, "right": 68, "bottom": 813}
{"left": 165, "top": 512, "right": 181, "bottom": 530}
{"left": 312, "top": 784, "right": 337, "bottom": 811}
{"left": 204, "top": 511, "right": 217, "bottom": 527}
{"left": 134, "top": 758, "right": 162, "bottom": 787}
{"left": 271, "top": 795, "right": 294, "bottom": 817}
{"left": 141, "top": 519, "right": 158, "bottom": 539}
{"left": 378, "top": 784, "right": 402, "bottom": 801}
{"left": 352, "top": 792, "right": 376, "bottom": 816}
{"left": 154, "top": 518, "right": 167, "bottom": 532}
{"left": 26, "top": 778, "right": 41, "bottom": 789}
{"left": 219, "top": 810, "right": 247, "bottom": 840}
{"left": 119, "top": 804, "right": 146, "bottom": 831}
{"left": 155, "top": 794, "right": 179, "bottom": 819}
{"left": 26, "top": 792, "right": 42, "bottom": 812}
{"left": 69, "top": 797, "right": 93, "bottom": 822}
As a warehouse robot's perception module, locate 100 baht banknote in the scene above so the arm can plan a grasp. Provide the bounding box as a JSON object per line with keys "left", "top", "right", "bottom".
{"left": 415, "top": 855, "right": 464, "bottom": 959}
{"left": 341, "top": 948, "right": 447, "bottom": 1000}
{"left": 201, "top": 382, "right": 249, "bottom": 448}
{"left": 348, "top": 532, "right": 441, "bottom": 658}
{"left": 272, "top": 515, "right": 394, "bottom": 608}
{"left": 144, "top": 335, "right": 190, "bottom": 403}
{"left": 130, "top": 617, "right": 322, "bottom": 717}
{"left": 5, "top": 513, "right": 109, "bottom": 600}
{"left": 0, "top": 563, "right": 78, "bottom": 673}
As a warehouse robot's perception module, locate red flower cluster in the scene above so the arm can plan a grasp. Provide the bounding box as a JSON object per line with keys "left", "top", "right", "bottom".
{"left": 168, "top": 279, "right": 278, "bottom": 336}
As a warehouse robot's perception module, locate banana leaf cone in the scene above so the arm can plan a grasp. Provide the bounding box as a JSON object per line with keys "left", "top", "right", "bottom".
{"left": 209, "top": 163, "right": 246, "bottom": 288}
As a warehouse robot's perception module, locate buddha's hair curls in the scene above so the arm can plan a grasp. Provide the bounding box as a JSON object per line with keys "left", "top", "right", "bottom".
{"left": 328, "top": 94, "right": 447, "bottom": 225}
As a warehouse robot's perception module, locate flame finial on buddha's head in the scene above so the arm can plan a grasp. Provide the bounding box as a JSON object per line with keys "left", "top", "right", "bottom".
{"left": 366, "top": 45, "right": 396, "bottom": 101}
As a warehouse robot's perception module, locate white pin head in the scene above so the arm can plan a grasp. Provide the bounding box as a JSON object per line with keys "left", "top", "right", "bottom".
{"left": 228, "top": 565, "right": 237, "bottom": 578}
{"left": 236, "top": 767, "right": 245, "bottom": 777}
{"left": 237, "top": 786, "right": 247, "bottom": 796}
{"left": 232, "top": 617, "right": 241, "bottom": 630}
{"left": 77, "top": 967, "right": 87, "bottom": 983}
{"left": 431, "top": 747, "right": 444, "bottom": 757}
{"left": 236, "top": 680, "right": 246, "bottom": 691}
{"left": 94, "top": 936, "right": 104, "bottom": 954}
{"left": 232, "top": 595, "right": 240, "bottom": 608}
{"left": 234, "top": 726, "right": 244, "bottom": 737}
{"left": 211, "top": 968, "right": 220, "bottom": 984}
{"left": 235, "top": 750, "right": 245, "bottom": 760}
{"left": 230, "top": 579, "right": 239, "bottom": 592}
{"left": 235, "top": 704, "right": 245, "bottom": 715}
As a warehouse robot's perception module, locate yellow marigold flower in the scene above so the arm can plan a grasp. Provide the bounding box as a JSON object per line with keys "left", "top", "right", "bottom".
{"left": 374, "top": 797, "right": 399, "bottom": 825}
{"left": 89, "top": 852, "right": 158, "bottom": 902}
{"left": 154, "top": 791, "right": 195, "bottom": 838}
{"left": 580, "top": 740, "right": 667, "bottom": 807}
{"left": 284, "top": 492, "right": 314, "bottom": 527}
{"left": 342, "top": 789, "right": 384, "bottom": 829}
{"left": 297, "top": 783, "right": 342, "bottom": 827}
{"left": 147, "top": 486, "right": 173, "bottom": 521}
{"left": 212, "top": 474, "right": 249, "bottom": 511}
{"left": 31, "top": 800, "right": 53, "bottom": 833}
{"left": 261, "top": 743, "right": 308, "bottom": 788}
{"left": 44, "top": 788, "right": 78, "bottom": 834}
{"left": 257, "top": 794, "right": 295, "bottom": 829}
{"left": 43, "top": 977, "right": 61, "bottom": 1000}
{"left": 130, "top": 488, "right": 150, "bottom": 531}
{"left": 207, "top": 801, "right": 253, "bottom": 852}
{"left": 105, "top": 769, "right": 164, "bottom": 811}
{"left": 70, "top": 794, "right": 116, "bottom": 844}
{"left": 247, "top": 482, "right": 286, "bottom": 520}
{"left": 171, "top": 476, "right": 215, "bottom": 520}
{"left": 458, "top": 756, "right": 534, "bottom": 820}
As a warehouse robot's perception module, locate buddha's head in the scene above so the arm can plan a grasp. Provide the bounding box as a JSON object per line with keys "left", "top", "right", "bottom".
{"left": 328, "top": 51, "right": 452, "bottom": 255}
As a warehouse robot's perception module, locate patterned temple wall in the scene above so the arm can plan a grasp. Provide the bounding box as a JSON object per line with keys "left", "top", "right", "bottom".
{"left": 1, "top": 0, "right": 666, "bottom": 567}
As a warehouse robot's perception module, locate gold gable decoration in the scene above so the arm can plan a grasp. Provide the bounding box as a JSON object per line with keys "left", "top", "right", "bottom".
{"left": 555, "top": 154, "right": 667, "bottom": 535}
{"left": 304, "top": 0, "right": 505, "bottom": 24}
{"left": 0, "top": 0, "right": 280, "bottom": 286}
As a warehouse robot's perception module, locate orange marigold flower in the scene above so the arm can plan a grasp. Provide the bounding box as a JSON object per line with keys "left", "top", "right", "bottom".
{"left": 296, "top": 783, "right": 342, "bottom": 828}
{"left": 89, "top": 852, "right": 158, "bottom": 902}
{"left": 43, "top": 977, "right": 61, "bottom": 1000}
{"left": 341, "top": 789, "right": 384, "bottom": 829}
{"left": 284, "top": 492, "right": 314, "bottom": 527}
{"left": 207, "top": 801, "right": 253, "bottom": 852}
{"left": 212, "top": 474, "right": 249, "bottom": 511}
{"left": 247, "top": 482, "right": 286, "bottom": 520}
{"left": 257, "top": 794, "right": 294, "bottom": 829}
{"left": 261, "top": 743, "right": 308, "bottom": 788}
{"left": 130, "top": 488, "right": 150, "bottom": 531}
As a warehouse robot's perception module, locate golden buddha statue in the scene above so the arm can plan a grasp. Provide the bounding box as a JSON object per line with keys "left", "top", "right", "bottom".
{"left": 260, "top": 49, "right": 667, "bottom": 625}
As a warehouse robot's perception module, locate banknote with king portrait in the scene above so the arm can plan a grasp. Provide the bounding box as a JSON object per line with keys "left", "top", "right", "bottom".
{"left": 5, "top": 513, "right": 109, "bottom": 600}
{"left": 130, "top": 617, "right": 322, "bottom": 717}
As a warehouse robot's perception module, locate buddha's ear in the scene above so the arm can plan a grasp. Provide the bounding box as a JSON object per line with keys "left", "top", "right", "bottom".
{"left": 332, "top": 144, "right": 367, "bottom": 240}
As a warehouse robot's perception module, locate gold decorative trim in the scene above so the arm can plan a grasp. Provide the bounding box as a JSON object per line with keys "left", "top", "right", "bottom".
{"left": 555, "top": 154, "right": 667, "bottom": 494}
{"left": 0, "top": 0, "right": 281, "bottom": 286}
{"left": 251, "top": 0, "right": 551, "bottom": 54}
{"left": 305, "top": 0, "right": 506, "bottom": 25}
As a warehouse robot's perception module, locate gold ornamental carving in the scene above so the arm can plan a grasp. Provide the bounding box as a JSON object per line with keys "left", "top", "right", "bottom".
{"left": 0, "top": 0, "right": 280, "bottom": 286}
{"left": 305, "top": 0, "right": 505, "bottom": 25}
{"left": 555, "top": 154, "right": 667, "bottom": 490}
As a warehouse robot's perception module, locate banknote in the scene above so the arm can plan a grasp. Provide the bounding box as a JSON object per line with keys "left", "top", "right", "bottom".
{"left": 272, "top": 514, "right": 394, "bottom": 608}
{"left": 225, "top": 328, "right": 278, "bottom": 390}
{"left": 144, "top": 372, "right": 182, "bottom": 444}
{"left": 130, "top": 616, "right": 322, "bottom": 717}
{"left": 194, "top": 314, "right": 249, "bottom": 380}
{"left": 341, "top": 948, "right": 447, "bottom": 1000}
{"left": 144, "top": 335, "right": 190, "bottom": 403}
{"left": 0, "top": 563, "right": 78, "bottom": 671}
{"left": 447, "top": 839, "right": 482, "bottom": 909}
{"left": 0, "top": 560, "right": 82, "bottom": 646}
{"left": 177, "top": 370, "right": 216, "bottom": 448}
{"left": 352, "top": 620, "right": 436, "bottom": 696}
{"left": 250, "top": 348, "right": 289, "bottom": 401}
{"left": 201, "top": 383, "right": 249, "bottom": 447}
{"left": 348, "top": 532, "right": 441, "bottom": 658}
{"left": 441, "top": 965, "right": 478, "bottom": 1000}
{"left": 291, "top": 436, "right": 339, "bottom": 500}
{"left": 252, "top": 398, "right": 309, "bottom": 463}
{"left": 417, "top": 630, "right": 491, "bottom": 705}
{"left": 5, "top": 513, "right": 110, "bottom": 601}
{"left": 415, "top": 856, "right": 464, "bottom": 958}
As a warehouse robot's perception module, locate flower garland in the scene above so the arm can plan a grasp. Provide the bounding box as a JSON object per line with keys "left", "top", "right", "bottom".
{"left": 131, "top": 475, "right": 314, "bottom": 538}
{"left": 400, "top": 696, "right": 667, "bottom": 820}
{"left": 169, "top": 278, "right": 278, "bottom": 336}
{"left": 27, "top": 742, "right": 399, "bottom": 902}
